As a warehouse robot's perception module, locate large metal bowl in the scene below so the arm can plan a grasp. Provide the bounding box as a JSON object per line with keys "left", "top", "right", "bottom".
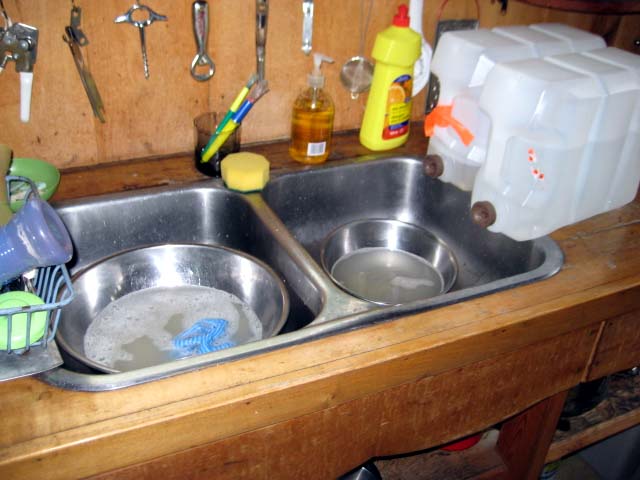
{"left": 321, "top": 219, "right": 458, "bottom": 305}
{"left": 56, "top": 244, "right": 289, "bottom": 373}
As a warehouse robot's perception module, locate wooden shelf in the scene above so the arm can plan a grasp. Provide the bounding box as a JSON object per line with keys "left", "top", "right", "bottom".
{"left": 374, "top": 430, "right": 505, "bottom": 480}
{"left": 547, "top": 371, "right": 640, "bottom": 463}
{"left": 372, "top": 372, "right": 640, "bottom": 479}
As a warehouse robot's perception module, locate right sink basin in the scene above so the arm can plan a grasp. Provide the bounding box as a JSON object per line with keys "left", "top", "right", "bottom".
{"left": 262, "top": 154, "right": 564, "bottom": 312}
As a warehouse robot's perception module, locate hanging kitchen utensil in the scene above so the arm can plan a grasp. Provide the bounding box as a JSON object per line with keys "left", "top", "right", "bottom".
{"left": 301, "top": 0, "right": 313, "bottom": 55}
{"left": 190, "top": 1, "right": 215, "bottom": 81}
{"left": 63, "top": 2, "right": 106, "bottom": 122}
{"left": 0, "top": 0, "right": 10, "bottom": 77}
{"left": 0, "top": 0, "right": 11, "bottom": 31}
{"left": 114, "top": 1, "right": 167, "bottom": 79}
{"left": 339, "top": 0, "right": 373, "bottom": 99}
{"left": 0, "top": 1, "right": 38, "bottom": 123}
{"left": 256, "top": 0, "right": 268, "bottom": 81}
{"left": 409, "top": 0, "right": 432, "bottom": 96}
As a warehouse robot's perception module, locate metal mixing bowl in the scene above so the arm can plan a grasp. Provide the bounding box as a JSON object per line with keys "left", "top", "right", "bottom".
{"left": 56, "top": 244, "right": 289, "bottom": 373}
{"left": 321, "top": 219, "right": 458, "bottom": 305}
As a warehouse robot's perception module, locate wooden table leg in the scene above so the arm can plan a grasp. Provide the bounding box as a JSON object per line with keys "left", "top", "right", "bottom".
{"left": 496, "top": 390, "right": 569, "bottom": 480}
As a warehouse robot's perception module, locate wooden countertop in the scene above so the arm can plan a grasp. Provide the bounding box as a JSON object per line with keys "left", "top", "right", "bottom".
{"left": 2, "top": 128, "right": 640, "bottom": 479}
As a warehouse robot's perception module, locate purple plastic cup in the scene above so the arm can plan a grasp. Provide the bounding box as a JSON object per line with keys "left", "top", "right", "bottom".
{"left": 0, "top": 197, "right": 73, "bottom": 285}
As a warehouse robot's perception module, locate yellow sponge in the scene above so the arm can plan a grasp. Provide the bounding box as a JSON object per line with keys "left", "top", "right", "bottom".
{"left": 220, "top": 152, "right": 270, "bottom": 192}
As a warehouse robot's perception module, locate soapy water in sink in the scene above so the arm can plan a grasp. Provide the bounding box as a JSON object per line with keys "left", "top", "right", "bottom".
{"left": 83, "top": 285, "right": 262, "bottom": 371}
{"left": 331, "top": 247, "right": 444, "bottom": 305}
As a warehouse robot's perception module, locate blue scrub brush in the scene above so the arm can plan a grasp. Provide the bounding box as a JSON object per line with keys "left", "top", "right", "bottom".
{"left": 172, "top": 318, "right": 235, "bottom": 357}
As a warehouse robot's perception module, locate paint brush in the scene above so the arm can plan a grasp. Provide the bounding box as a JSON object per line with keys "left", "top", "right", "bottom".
{"left": 201, "top": 80, "right": 269, "bottom": 163}
{"left": 200, "top": 74, "right": 258, "bottom": 163}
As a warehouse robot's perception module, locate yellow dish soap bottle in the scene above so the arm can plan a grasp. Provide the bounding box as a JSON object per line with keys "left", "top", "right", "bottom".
{"left": 359, "top": 4, "right": 421, "bottom": 151}
{"left": 289, "top": 53, "right": 335, "bottom": 164}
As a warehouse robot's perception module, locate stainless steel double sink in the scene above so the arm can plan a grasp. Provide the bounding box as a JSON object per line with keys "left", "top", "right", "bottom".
{"left": 40, "top": 155, "right": 564, "bottom": 390}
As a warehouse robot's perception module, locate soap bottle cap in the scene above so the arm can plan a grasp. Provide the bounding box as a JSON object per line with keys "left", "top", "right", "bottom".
{"left": 392, "top": 4, "right": 410, "bottom": 27}
{"left": 308, "top": 53, "right": 334, "bottom": 88}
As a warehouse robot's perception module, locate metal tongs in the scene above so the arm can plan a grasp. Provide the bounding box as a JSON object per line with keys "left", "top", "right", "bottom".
{"left": 63, "top": 4, "right": 105, "bottom": 122}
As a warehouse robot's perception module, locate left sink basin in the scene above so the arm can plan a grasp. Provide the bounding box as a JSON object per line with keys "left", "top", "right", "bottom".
{"left": 40, "top": 182, "right": 323, "bottom": 390}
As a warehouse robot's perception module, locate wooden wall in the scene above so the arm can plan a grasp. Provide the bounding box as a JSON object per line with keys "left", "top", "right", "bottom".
{"left": 0, "top": 0, "right": 638, "bottom": 169}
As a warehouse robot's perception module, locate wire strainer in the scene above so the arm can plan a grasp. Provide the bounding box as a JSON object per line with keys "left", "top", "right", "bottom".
{"left": 340, "top": 0, "right": 374, "bottom": 99}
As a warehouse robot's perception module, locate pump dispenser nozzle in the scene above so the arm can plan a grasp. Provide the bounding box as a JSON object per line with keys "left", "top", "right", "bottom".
{"left": 393, "top": 4, "right": 410, "bottom": 27}
{"left": 308, "top": 53, "right": 334, "bottom": 88}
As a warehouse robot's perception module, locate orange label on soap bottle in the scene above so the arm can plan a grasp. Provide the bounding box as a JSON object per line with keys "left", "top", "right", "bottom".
{"left": 383, "top": 74, "right": 412, "bottom": 140}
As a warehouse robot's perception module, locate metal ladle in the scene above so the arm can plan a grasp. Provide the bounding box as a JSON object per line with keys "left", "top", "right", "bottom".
{"left": 340, "top": 0, "right": 373, "bottom": 99}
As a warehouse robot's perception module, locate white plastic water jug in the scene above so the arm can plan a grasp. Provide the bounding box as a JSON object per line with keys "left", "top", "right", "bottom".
{"left": 426, "top": 23, "right": 606, "bottom": 191}
{"left": 470, "top": 47, "right": 640, "bottom": 241}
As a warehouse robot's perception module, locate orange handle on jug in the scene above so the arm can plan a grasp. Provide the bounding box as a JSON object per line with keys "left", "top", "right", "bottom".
{"left": 424, "top": 105, "right": 474, "bottom": 146}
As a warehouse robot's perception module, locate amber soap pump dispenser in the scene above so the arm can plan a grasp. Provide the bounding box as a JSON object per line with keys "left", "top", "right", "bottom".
{"left": 289, "top": 53, "right": 335, "bottom": 164}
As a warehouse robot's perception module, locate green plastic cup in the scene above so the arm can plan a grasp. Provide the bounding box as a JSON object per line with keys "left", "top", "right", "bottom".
{"left": 0, "top": 291, "right": 48, "bottom": 350}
